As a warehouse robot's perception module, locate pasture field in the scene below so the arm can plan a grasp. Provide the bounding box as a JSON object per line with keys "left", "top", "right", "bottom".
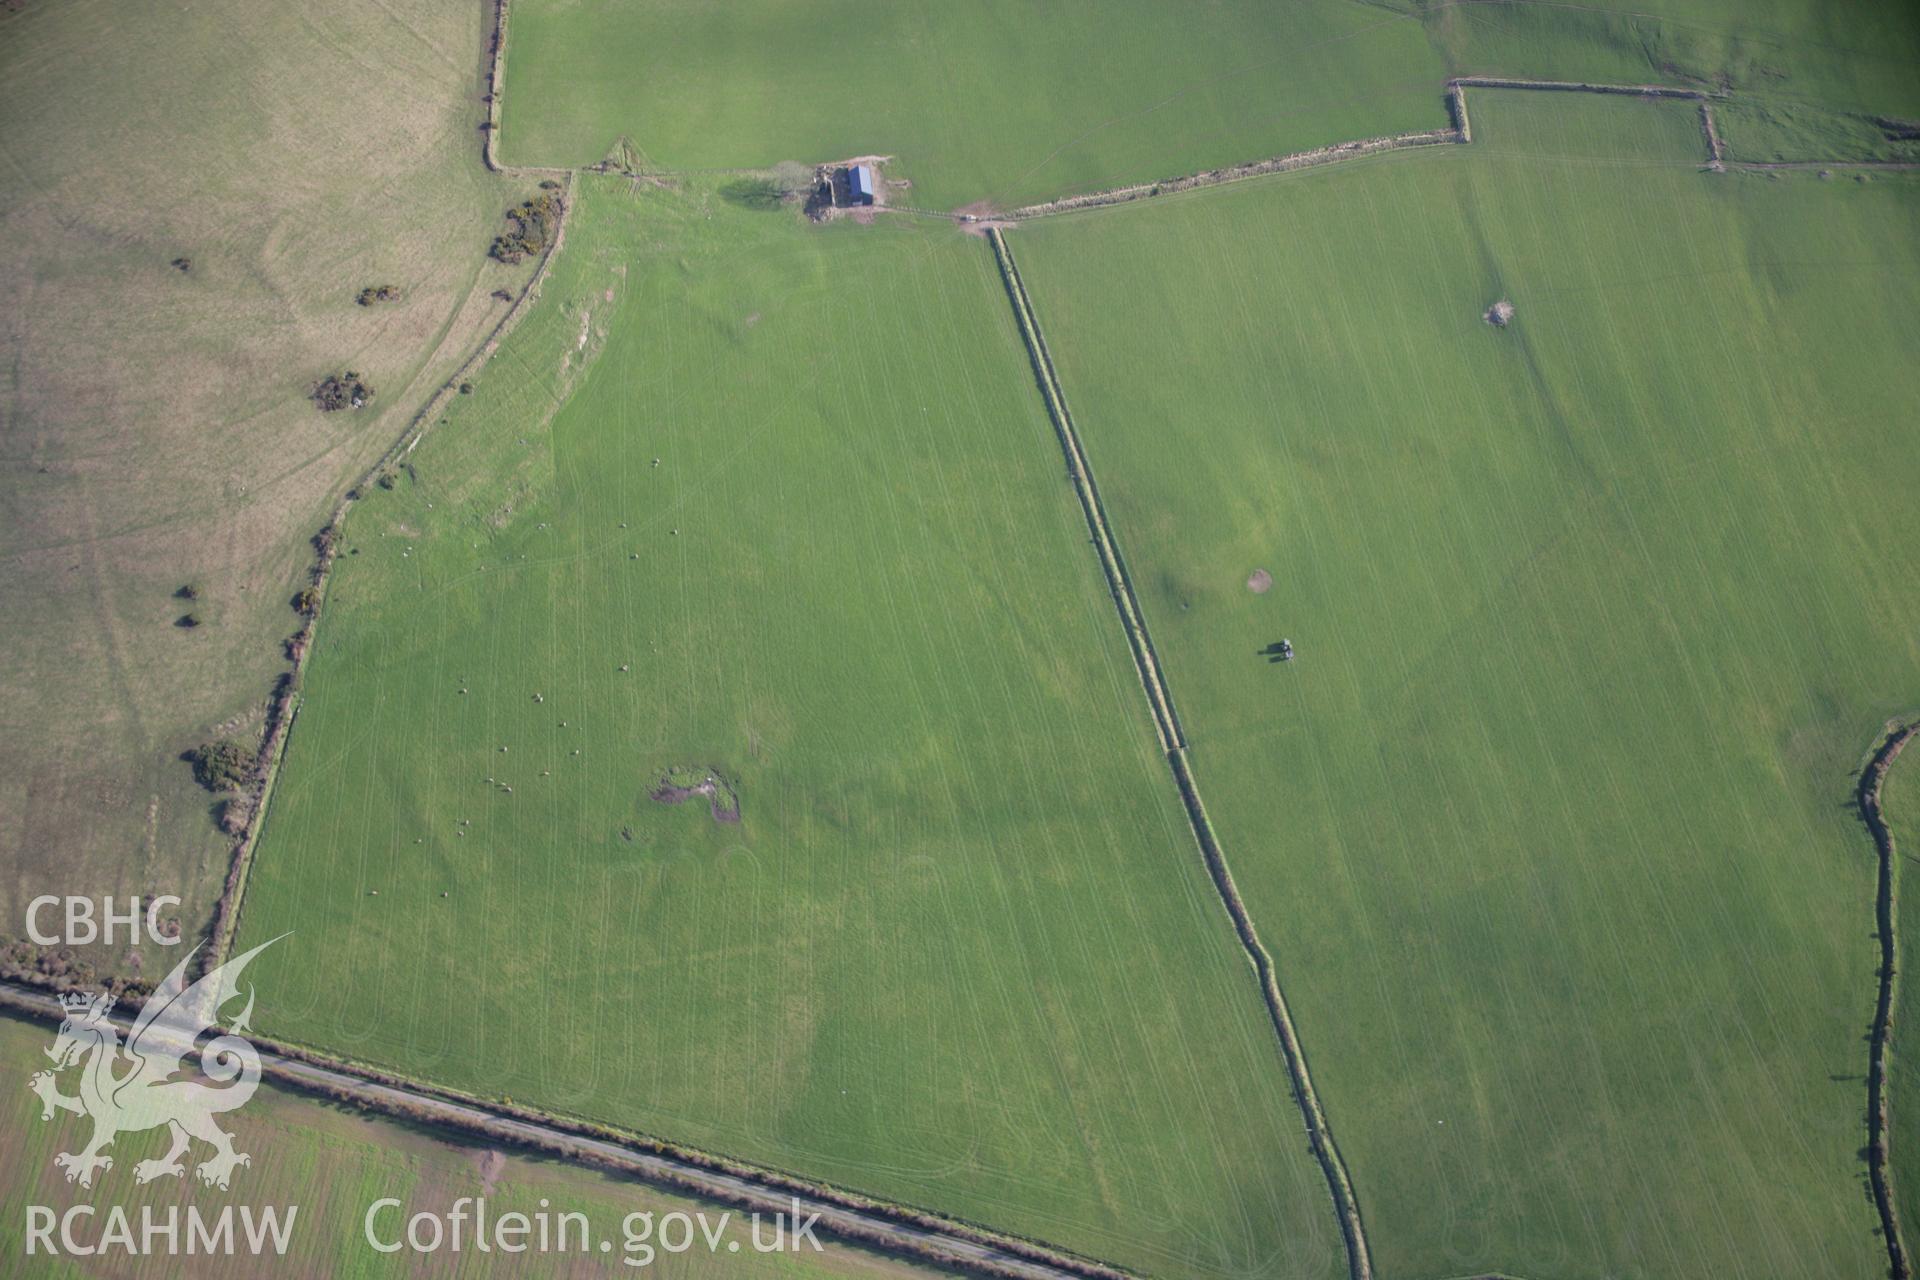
{"left": 231, "top": 176, "right": 1344, "bottom": 1278}
{"left": 1888, "top": 743, "right": 1920, "bottom": 1247}
{"left": 1011, "top": 90, "right": 1920, "bottom": 1278}
{"left": 1714, "top": 99, "right": 1920, "bottom": 166}
{"left": 0, "top": 0, "right": 527, "bottom": 973}
{"left": 1422, "top": 0, "right": 1920, "bottom": 127}
{"left": 495, "top": 0, "right": 1920, "bottom": 202}
{"left": 496, "top": 0, "right": 1448, "bottom": 209}
{"left": 0, "top": 1015, "right": 934, "bottom": 1278}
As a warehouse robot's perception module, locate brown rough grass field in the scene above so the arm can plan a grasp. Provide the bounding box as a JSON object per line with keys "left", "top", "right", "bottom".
{"left": 0, "top": 0, "right": 533, "bottom": 972}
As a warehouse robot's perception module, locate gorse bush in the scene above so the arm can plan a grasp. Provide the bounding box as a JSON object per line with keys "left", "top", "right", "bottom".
{"left": 312, "top": 371, "right": 373, "bottom": 412}
{"left": 185, "top": 739, "right": 256, "bottom": 792}
{"left": 489, "top": 192, "right": 563, "bottom": 264}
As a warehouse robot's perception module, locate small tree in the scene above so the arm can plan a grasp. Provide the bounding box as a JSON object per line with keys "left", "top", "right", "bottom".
{"left": 185, "top": 739, "right": 256, "bottom": 792}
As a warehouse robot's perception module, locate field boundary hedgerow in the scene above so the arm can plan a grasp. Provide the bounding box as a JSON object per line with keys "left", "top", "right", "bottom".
{"left": 0, "top": 984, "right": 1131, "bottom": 1280}
{"left": 987, "top": 231, "right": 1183, "bottom": 752}
{"left": 1862, "top": 720, "right": 1920, "bottom": 1280}
{"left": 999, "top": 128, "right": 1460, "bottom": 220}
{"left": 989, "top": 227, "right": 1373, "bottom": 1280}
{"left": 200, "top": 169, "right": 578, "bottom": 978}
{"left": 978, "top": 75, "right": 1914, "bottom": 224}
{"left": 485, "top": 0, "right": 570, "bottom": 179}
{"left": 996, "top": 77, "right": 1734, "bottom": 222}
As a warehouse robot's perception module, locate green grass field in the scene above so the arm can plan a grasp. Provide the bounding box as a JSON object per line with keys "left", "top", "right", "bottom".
{"left": 1010, "top": 91, "right": 1920, "bottom": 1278}
{"left": 0, "top": 1014, "right": 935, "bottom": 1278}
{"left": 1424, "top": 0, "right": 1920, "bottom": 123}
{"left": 497, "top": 0, "right": 1920, "bottom": 208}
{"left": 1715, "top": 99, "right": 1920, "bottom": 165}
{"left": 231, "top": 177, "right": 1344, "bottom": 1278}
{"left": 497, "top": 0, "right": 1448, "bottom": 209}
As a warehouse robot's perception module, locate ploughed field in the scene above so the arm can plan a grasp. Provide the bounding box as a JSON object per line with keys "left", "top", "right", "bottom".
{"left": 1009, "top": 91, "right": 1920, "bottom": 1279}
{"left": 233, "top": 177, "right": 1344, "bottom": 1280}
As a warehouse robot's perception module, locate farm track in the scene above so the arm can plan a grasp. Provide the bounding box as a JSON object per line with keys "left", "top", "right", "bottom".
{"left": 0, "top": 985, "right": 1130, "bottom": 1280}
{"left": 1862, "top": 721, "right": 1920, "bottom": 1280}
{"left": 989, "top": 227, "right": 1373, "bottom": 1280}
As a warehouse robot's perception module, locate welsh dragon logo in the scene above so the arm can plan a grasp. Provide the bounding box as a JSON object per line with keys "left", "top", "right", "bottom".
{"left": 27, "top": 937, "right": 282, "bottom": 1190}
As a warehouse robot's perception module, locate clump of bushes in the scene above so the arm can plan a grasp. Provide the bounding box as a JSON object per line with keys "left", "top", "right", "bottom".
{"left": 185, "top": 739, "right": 256, "bottom": 792}
{"left": 491, "top": 289, "right": 513, "bottom": 302}
{"left": 175, "top": 583, "right": 198, "bottom": 600}
{"left": 171, "top": 257, "right": 192, "bottom": 273}
{"left": 292, "top": 586, "right": 320, "bottom": 616}
{"left": 356, "top": 284, "right": 403, "bottom": 306}
{"left": 489, "top": 191, "right": 563, "bottom": 264}
{"left": 459, "top": 381, "right": 474, "bottom": 395}
{"left": 176, "top": 613, "right": 201, "bottom": 629}
{"left": 0, "top": 936, "right": 161, "bottom": 999}
{"left": 3, "top": 940, "right": 95, "bottom": 990}
{"left": 375, "top": 470, "right": 398, "bottom": 490}
{"left": 312, "top": 371, "right": 373, "bottom": 411}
